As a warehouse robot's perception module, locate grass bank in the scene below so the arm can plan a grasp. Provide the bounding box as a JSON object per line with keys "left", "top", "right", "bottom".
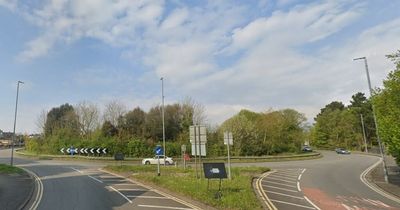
{"left": 0, "top": 163, "right": 24, "bottom": 174}
{"left": 105, "top": 165, "right": 269, "bottom": 210}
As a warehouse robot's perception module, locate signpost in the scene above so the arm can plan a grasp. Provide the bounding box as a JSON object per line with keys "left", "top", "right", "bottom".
{"left": 203, "top": 162, "right": 227, "bottom": 199}
{"left": 155, "top": 145, "right": 163, "bottom": 176}
{"left": 224, "top": 131, "right": 233, "bottom": 180}
{"left": 181, "top": 144, "right": 187, "bottom": 170}
{"left": 190, "top": 125, "right": 207, "bottom": 178}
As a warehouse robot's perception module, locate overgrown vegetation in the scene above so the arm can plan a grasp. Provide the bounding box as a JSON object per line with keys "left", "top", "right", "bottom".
{"left": 105, "top": 165, "right": 269, "bottom": 210}
{"left": 25, "top": 96, "right": 309, "bottom": 157}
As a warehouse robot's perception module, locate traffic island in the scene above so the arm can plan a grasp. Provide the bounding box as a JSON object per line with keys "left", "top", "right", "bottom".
{"left": 0, "top": 164, "right": 35, "bottom": 210}
{"left": 104, "top": 165, "right": 270, "bottom": 210}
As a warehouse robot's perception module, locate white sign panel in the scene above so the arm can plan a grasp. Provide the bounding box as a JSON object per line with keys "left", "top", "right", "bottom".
{"left": 224, "top": 132, "right": 233, "bottom": 145}
{"left": 191, "top": 144, "right": 206, "bottom": 156}
{"left": 189, "top": 125, "right": 207, "bottom": 143}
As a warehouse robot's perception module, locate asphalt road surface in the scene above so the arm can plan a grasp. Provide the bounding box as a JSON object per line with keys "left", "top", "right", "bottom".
{"left": 1, "top": 148, "right": 400, "bottom": 210}
{"left": 0, "top": 149, "right": 197, "bottom": 210}
{"left": 244, "top": 151, "right": 400, "bottom": 210}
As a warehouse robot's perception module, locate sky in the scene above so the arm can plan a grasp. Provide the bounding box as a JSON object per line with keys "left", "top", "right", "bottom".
{"left": 1, "top": 0, "right": 400, "bottom": 134}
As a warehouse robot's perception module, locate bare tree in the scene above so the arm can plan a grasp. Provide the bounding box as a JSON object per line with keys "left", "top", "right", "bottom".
{"left": 103, "top": 100, "right": 127, "bottom": 126}
{"left": 75, "top": 101, "right": 100, "bottom": 137}
{"left": 182, "top": 97, "right": 207, "bottom": 125}
{"left": 35, "top": 109, "right": 48, "bottom": 135}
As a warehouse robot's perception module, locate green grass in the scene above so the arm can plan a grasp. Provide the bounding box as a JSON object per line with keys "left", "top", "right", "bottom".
{"left": 0, "top": 164, "right": 24, "bottom": 174}
{"left": 105, "top": 164, "right": 269, "bottom": 210}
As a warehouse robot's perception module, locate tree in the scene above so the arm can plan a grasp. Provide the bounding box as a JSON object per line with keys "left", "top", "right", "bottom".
{"left": 101, "top": 121, "right": 118, "bottom": 137}
{"left": 103, "top": 100, "right": 127, "bottom": 126}
{"left": 45, "top": 103, "right": 79, "bottom": 137}
{"left": 75, "top": 101, "right": 100, "bottom": 138}
{"left": 36, "top": 109, "right": 47, "bottom": 135}
{"left": 118, "top": 107, "right": 146, "bottom": 138}
{"left": 373, "top": 50, "right": 400, "bottom": 159}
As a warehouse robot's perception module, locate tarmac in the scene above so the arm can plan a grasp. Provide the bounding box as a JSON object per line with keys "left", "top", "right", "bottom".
{"left": 0, "top": 168, "right": 34, "bottom": 210}
{"left": 367, "top": 154, "right": 400, "bottom": 199}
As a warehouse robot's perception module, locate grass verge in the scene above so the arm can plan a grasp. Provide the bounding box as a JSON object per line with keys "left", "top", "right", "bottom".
{"left": 0, "top": 163, "right": 24, "bottom": 174}
{"left": 105, "top": 164, "right": 269, "bottom": 210}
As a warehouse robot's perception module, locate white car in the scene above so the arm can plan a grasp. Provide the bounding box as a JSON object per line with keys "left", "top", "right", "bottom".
{"left": 142, "top": 155, "right": 174, "bottom": 165}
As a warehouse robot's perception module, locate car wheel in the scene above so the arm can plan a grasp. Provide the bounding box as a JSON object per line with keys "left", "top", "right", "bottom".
{"left": 165, "top": 161, "right": 170, "bottom": 165}
{"left": 145, "top": 161, "right": 150, "bottom": 165}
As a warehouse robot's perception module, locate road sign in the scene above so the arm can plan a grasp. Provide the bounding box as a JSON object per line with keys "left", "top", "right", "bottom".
{"left": 181, "top": 144, "right": 186, "bottom": 152}
{"left": 189, "top": 125, "right": 207, "bottom": 143}
{"left": 155, "top": 146, "right": 164, "bottom": 156}
{"left": 223, "top": 132, "right": 233, "bottom": 145}
{"left": 191, "top": 144, "right": 206, "bottom": 156}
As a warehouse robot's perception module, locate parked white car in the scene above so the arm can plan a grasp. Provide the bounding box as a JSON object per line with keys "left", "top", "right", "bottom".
{"left": 142, "top": 155, "right": 174, "bottom": 165}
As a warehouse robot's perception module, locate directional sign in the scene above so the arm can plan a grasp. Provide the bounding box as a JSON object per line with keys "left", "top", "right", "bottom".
{"left": 96, "top": 148, "right": 101, "bottom": 154}
{"left": 90, "top": 148, "right": 95, "bottom": 154}
{"left": 189, "top": 125, "right": 207, "bottom": 143}
{"left": 191, "top": 144, "right": 206, "bottom": 156}
{"left": 102, "top": 148, "right": 107, "bottom": 154}
{"left": 203, "top": 163, "right": 227, "bottom": 179}
{"left": 84, "top": 148, "right": 88, "bottom": 154}
{"left": 155, "top": 146, "right": 164, "bottom": 156}
{"left": 224, "top": 132, "right": 233, "bottom": 145}
{"left": 80, "top": 148, "right": 85, "bottom": 153}
{"left": 60, "top": 148, "right": 65, "bottom": 154}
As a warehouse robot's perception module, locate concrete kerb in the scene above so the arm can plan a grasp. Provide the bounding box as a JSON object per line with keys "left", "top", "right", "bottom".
{"left": 17, "top": 168, "right": 35, "bottom": 210}
{"left": 254, "top": 170, "right": 278, "bottom": 210}
{"left": 360, "top": 158, "right": 400, "bottom": 204}
{"left": 21, "top": 167, "right": 43, "bottom": 210}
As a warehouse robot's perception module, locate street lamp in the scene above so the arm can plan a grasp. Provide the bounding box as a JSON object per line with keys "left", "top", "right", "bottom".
{"left": 354, "top": 56, "right": 388, "bottom": 183}
{"left": 160, "top": 77, "right": 166, "bottom": 166}
{"left": 10, "top": 80, "right": 24, "bottom": 166}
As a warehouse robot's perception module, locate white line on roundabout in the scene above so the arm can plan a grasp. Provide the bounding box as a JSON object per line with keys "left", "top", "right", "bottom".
{"left": 360, "top": 158, "right": 400, "bottom": 204}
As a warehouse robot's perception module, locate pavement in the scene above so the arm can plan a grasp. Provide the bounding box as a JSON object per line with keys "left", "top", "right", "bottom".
{"left": 0, "top": 167, "right": 35, "bottom": 210}
{"left": 367, "top": 155, "right": 400, "bottom": 199}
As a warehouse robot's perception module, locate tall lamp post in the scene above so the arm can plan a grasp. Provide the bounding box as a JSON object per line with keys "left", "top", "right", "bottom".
{"left": 11, "top": 81, "right": 24, "bottom": 166}
{"left": 354, "top": 57, "right": 388, "bottom": 183}
{"left": 160, "top": 77, "right": 166, "bottom": 166}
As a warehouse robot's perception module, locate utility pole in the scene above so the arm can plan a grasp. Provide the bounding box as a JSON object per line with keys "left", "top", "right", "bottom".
{"left": 161, "top": 77, "right": 166, "bottom": 166}
{"left": 354, "top": 57, "right": 388, "bottom": 183}
{"left": 11, "top": 81, "right": 23, "bottom": 166}
{"left": 360, "top": 114, "right": 368, "bottom": 153}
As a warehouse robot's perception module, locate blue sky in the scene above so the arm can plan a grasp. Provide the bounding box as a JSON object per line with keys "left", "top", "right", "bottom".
{"left": 1, "top": 0, "right": 400, "bottom": 133}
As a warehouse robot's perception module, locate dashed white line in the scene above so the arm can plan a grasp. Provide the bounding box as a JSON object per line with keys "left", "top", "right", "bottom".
{"left": 70, "top": 167, "right": 83, "bottom": 174}
{"left": 88, "top": 175, "right": 103, "bottom": 183}
{"left": 109, "top": 186, "right": 132, "bottom": 204}
{"left": 270, "top": 199, "right": 316, "bottom": 209}
{"left": 138, "top": 204, "right": 193, "bottom": 210}
{"left": 267, "top": 190, "right": 305, "bottom": 199}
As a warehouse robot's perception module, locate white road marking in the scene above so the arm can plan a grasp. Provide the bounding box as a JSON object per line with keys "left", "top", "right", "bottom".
{"left": 109, "top": 186, "right": 132, "bottom": 204}
{"left": 70, "top": 167, "right": 83, "bottom": 174}
{"left": 23, "top": 168, "right": 43, "bottom": 210}
{"left": 88, "top": 175, "right": 103, "bottom": 183}
{"left": 138, "top": 204, "right": 193, "bottom": 210}
{"left": 304, "top": 196, "right": 321, "bottom": 210}
{"left": 256, "top": 171, "right": 278, "bottom": 210}
{"left": 112, "top": 183, "right": 138, "bottom": 186}
{"left": 266, "top": 176, "right": 297, "bottom": 184}
{"left": 360, "top": 158, "right": 400, "bottom": 204}
{"left": 117, "top": 188, "right": 149, "bottom": 191}
{"left": 266, "top": 185, "right": 299, "bottom": 193}
{"left": 297, "top": 181, "right": 301, "bottom": 191}
{"left": 271, "top": 173, "right": 299, "bottom": 179}
{"left": 268, "top": 174, "right": 298, "bottom": 181}
{"left": 262, "top": 180, "right": 297, "bottom": 188}
{"left": 270, "top": 199, "right": 316, "bottom": 209}
{"left": 127, "top": 195, "right": 170, "bottom": 199}
{"left": 267, "top": 190, "right": 305, "bottom": 199}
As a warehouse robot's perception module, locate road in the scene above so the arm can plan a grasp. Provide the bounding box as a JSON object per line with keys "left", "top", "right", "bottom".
{"left": 247, "top": 151, "right": 400, "bottom": 210}
{"left": 1, "top": 149, "right": 400, "bottom": 210}
{"left": 0, "top": 149, "right": 198, "bottom": 210}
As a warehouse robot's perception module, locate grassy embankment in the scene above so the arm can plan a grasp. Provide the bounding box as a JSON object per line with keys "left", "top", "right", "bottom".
{"left": 105, "top": 165, "right": 269, "bottom": 210}
{"left": 0, "top": 163, "right": 24, "bottom": 174}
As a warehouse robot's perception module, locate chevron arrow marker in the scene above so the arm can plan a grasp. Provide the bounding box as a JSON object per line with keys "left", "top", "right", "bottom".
{"left": 60, "top": 148, "right": 65, "bottom": 154}
{"left": 96, "top": 148, "right": 101, "bottom": 154}
{"left": 90, "top": 148, "right": 95, "bottom": 154}
{"left": 102, "top": 148, "right": 107, "bottom": 154}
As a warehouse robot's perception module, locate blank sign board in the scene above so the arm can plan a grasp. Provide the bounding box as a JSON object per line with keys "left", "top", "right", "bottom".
{"left": 203, "top": 163, "right": 227, "bottom": 179}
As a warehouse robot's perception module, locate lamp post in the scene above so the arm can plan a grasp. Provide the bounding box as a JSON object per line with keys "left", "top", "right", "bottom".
{"left": 10, "top": 81, "right": 23, "bottom": 166}
{"left": 354, "top": 57, "right": 388, "bottom": 183}
{"left": 160, "top": 77, "right": 166, "bottom": 166}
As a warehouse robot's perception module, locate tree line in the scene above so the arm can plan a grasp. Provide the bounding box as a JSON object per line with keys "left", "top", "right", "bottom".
{"left": 311, "top": 50, "right": 400, "bottom": 162}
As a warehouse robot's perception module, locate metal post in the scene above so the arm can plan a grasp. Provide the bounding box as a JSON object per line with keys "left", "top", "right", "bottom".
{"left": 11, "top": 81, "right": 23, "bottom": 166}
{"left": 227, "top": 137, "right": 231, "bottom": 180}
{"left": 194, "top": 125, "right": 198, "bottom": 178}
{"left": 354, "top": 57, "right": 388, "bottom": 183}
{"left": 157, "top": 155, "right": 160, "bottom": 176}
{"left": 360, "top": 114, "right": 368, "bottom": 153}
{"left": 198, "top": 126, "right": 202, "bottom": 167}
{"left": 161, "top": 77, "right": 166, "bottom": 166}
